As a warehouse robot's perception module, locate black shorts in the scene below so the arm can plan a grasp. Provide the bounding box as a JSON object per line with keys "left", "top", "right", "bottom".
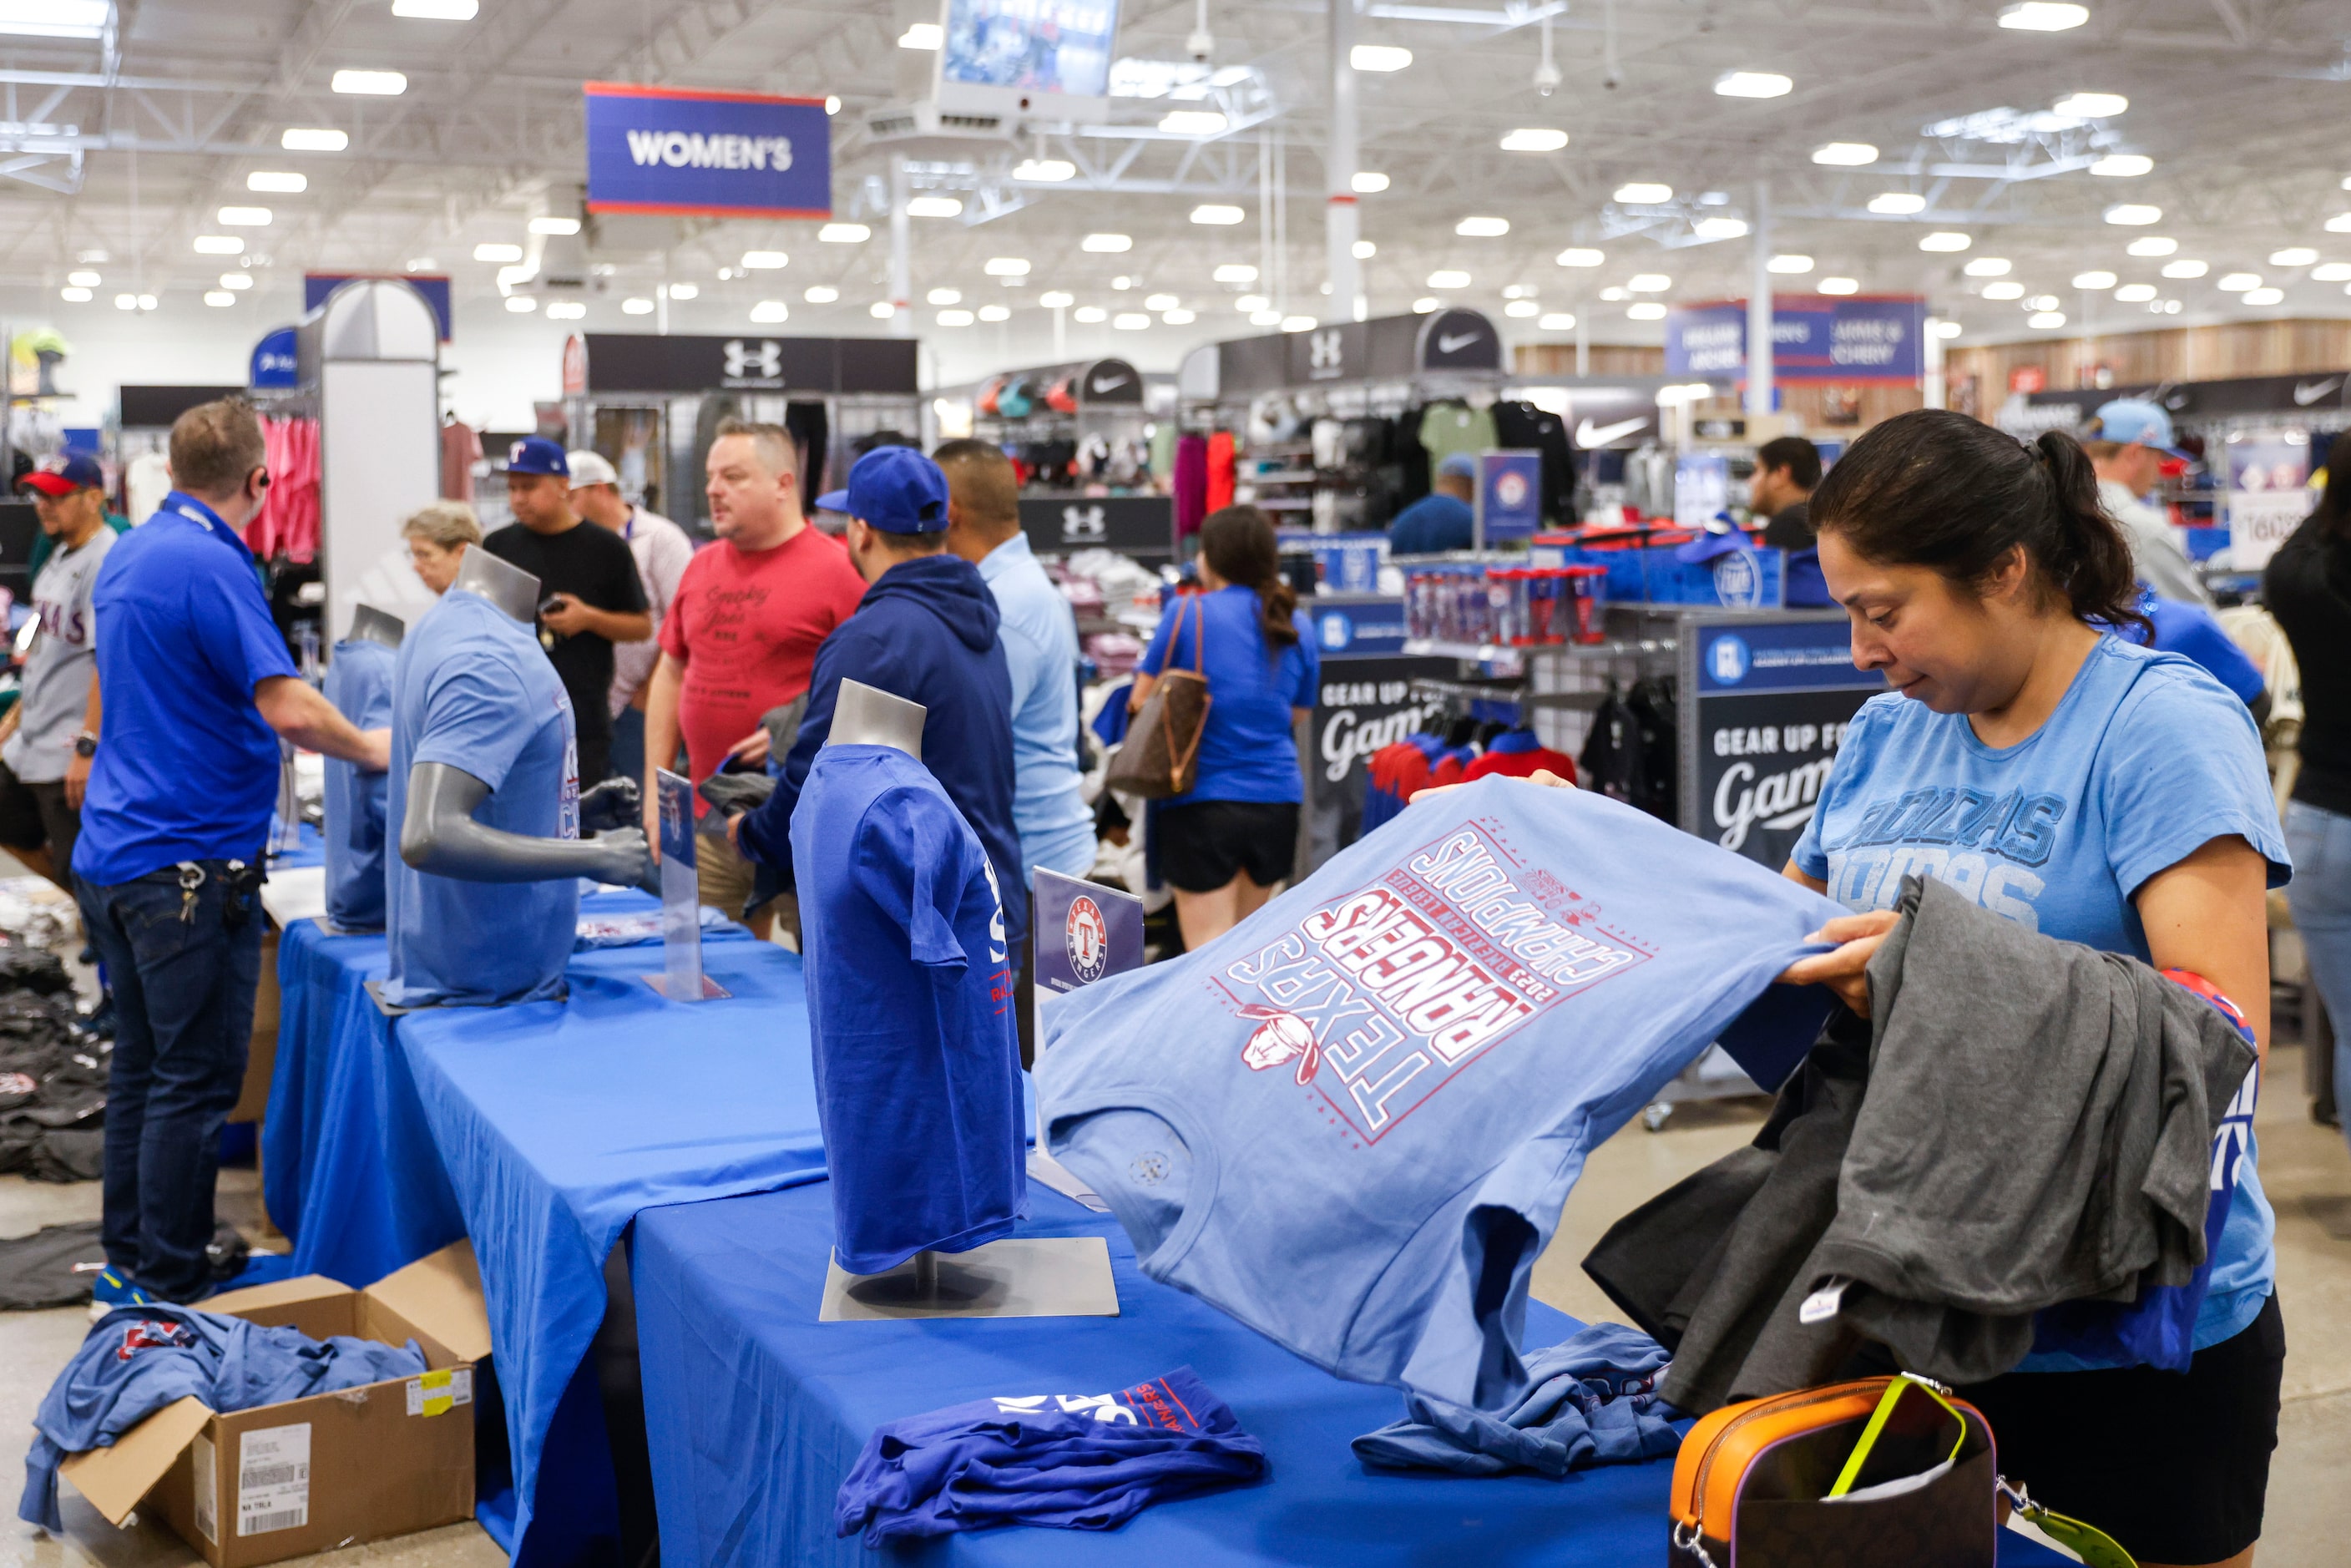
{"left": 0, "top": 758, "right": 76, "bottom": 872}
{"left": 1956, "top": 1292, "right": 2283, "bottom": 1565}
{"left": 1156, "top": 800, "right": 1299, "bottom": 894}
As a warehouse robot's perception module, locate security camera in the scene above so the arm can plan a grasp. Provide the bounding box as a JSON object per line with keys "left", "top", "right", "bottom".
{"left": 1603, "top": 67, "right": 1622, "bottom": 90}
{"left": 1186, "top": 26, "right": 1213, "bottom": 62}
{"left": 1534, "top": 60, "right": 1562, "bottom": 97}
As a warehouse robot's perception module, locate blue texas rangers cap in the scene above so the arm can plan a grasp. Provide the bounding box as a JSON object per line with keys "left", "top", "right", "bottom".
{"left": 18, "top": 450, "right": 103, "bottom": 497}
{"left": 815, "top": 445, "right": 949, "bottom": 534}
{"left": 2089, "top": 398, "right": 2192, "bottom": 461}
{"left": 1436, "top": 452, "right": 1479, "bottom": 480}
{"left": 499, "top": 435, "right": 569, "bottom": 477}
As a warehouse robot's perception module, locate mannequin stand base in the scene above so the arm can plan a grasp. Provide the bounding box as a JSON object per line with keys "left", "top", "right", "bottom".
{"left": 818, "top": 1237, "right": 1119, "bottom": 1322}
{"left": 639, "top": 974, "right": 731, "bottom": 1000}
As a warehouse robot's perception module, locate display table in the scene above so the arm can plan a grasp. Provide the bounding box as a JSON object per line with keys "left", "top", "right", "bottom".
{"left": 631, "top": 1181, "right": 2072, "bottom": 1568}
{"left": 258, "top": 899, "right": 826, "bottom": 1567}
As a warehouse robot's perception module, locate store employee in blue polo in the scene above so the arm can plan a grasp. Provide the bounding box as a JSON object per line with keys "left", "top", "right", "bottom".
{"left": 76, "top": 398, "right": 392, "bottom": 1309}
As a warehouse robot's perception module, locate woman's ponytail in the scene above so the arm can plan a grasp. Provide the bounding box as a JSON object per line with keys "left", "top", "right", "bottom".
{"left": 2030, "top": 430, "right": 2149, "bottom": 637}
{"left": 1810, "top": 409, "right": 2151, "bottom": 635}
{"left": 1198, "top": 503, "right": 1299, "bottom": 649}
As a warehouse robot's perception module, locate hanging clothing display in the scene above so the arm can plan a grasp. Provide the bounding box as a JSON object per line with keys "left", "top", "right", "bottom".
{"left": 1418, "top": 402, "right": 1498, "bottom": 478}
{"left": 1038, "top": 778, "right": 1843, "bottom": 1411}
{"left": 124, "top": 450, "right": 171, "bottom": 527}
{"left": 1204, "top": 430, "right": 1236, "bottom": 518}
{"left": 1491, "top": 402, "right": 1579, "bottom": 526}
{"left": 439, "top": 418, "right": 483, "bottom": 502}
{"left": 245, "top": 415, "right": 321, "bottom": 562}
{"left": 1173, "top": 433, "right": 1209, "bottom": 538}
{"left": 322, "top": 637, "right": 397, "bottom": 932}
{"left": 785, "top": 401, "right": 830, "bottom": 509}
{"left": 1463, "top": 730, "right": 1578, "bottom": 785}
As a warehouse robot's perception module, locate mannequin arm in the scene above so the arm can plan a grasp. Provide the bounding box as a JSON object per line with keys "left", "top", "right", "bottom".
{"left": 400, "top": 761, "right": 654, "bottom": 888}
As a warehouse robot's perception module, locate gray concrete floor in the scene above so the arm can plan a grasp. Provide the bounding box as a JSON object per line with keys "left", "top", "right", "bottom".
{"left": 2, "top": 993, "right": 2347, "bottom": 1563}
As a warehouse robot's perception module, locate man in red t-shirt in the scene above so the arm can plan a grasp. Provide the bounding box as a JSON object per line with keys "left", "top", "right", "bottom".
{"left": 644, "top": 418, "right": 865, "bottom": 939}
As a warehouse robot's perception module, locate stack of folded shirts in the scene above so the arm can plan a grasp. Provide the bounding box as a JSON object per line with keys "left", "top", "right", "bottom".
{"left": 835, "top": 1367, "right": 1267, "bottom": 1545}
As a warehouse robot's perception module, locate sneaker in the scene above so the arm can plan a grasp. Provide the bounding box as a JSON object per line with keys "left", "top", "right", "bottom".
{"left": 87, "top": 1267, "right": 154, "bottom": 1323}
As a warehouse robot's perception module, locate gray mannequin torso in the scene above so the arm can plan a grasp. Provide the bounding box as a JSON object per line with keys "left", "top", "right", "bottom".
{"left": 826, "top": 679, "right": 925, "bottom": 759}
{"left": 347, "top": 604, "right": 405, "bottom": 650}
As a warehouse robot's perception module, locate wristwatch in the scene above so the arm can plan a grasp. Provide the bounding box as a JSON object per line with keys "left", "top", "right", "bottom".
{"left": 73, "top": 732, "right": 96, "bottom": 758}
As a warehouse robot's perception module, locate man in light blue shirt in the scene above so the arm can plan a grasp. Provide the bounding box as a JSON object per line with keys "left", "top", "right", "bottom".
{"left": 937, "top": 440, "right": 1095, "bottom": 881}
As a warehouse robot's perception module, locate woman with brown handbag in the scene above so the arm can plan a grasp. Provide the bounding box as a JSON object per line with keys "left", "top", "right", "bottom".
{"left": 1127, "top": 505, "right": 1318, "bottom": 950}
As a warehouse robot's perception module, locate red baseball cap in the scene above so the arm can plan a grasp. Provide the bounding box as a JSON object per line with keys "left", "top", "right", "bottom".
{"left": 18, "top": 451, "right": 103, "bottom": 498}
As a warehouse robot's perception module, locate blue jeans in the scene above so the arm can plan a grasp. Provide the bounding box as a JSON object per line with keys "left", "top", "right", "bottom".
{"left": 78, "top": 861, "right": 265, "bottom": 1301}
{"left": 2287, "top": 800, "right": 2351, "bottom": 1161}
{"left": 609, "top": 704, "right": 646, "bottom": 787}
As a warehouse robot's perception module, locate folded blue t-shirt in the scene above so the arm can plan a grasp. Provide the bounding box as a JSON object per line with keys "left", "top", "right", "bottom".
{"left": 1353, "top": 1321, "right": 1686, "bottom": 1477}
{"left": 835, "top": 1367, "right": 1267, "bottom": 1545}
{"left": 21, "top": 1306, "right": 426, "bottom": 1530}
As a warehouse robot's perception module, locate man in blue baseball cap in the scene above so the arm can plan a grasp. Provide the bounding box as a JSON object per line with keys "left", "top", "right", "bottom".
{"left": 1387, "top": 452, "right": 1479, "bottom": 554}
{"left": 726, "top": 445, "right": 1025, "bottom": 948}
{"left": 483, "top": 435, "right": 651, "bottom": 784}
{"left": 2086, "top": 397, "right": 2209, "bottom": 605}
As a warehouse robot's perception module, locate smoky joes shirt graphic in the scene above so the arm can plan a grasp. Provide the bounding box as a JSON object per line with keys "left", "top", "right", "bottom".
{"left": 1039, "top": 778, "right": 1841, "bottom": 1408}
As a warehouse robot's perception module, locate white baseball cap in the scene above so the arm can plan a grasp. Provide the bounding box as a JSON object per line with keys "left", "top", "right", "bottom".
{"left": 566, "top": 449, "right": 620, "bottom": 488}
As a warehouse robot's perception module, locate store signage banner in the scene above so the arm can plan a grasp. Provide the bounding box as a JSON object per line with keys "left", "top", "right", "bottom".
{"left": 1018, "top": 495, "right": 1172, "bottom": 558}
{"left": 574, "top": 333, "right": 918, "bottom": 394}
{"left": 1475, "top": 451, "right": 1544, "bottom": 543}
{"left": 1665, "top": 296, "right": 1925, "bottom": 383}
{"left": 1310, "top": 593, "right": 1409, "bottom": 656}
{"left": 584, "top": 83, "right": 832, "bottom": 220}
{"left": 1033, "top": 869, "right": 1143, "bottom": 996}
{"left": 305, "top": 274, "right": 452, "bottom": 341}
{"left": 1681, "top": 615, "right": 1883, "bottom": 869}
{"left": 250, "top": 327, "right": 299, "bottom": 389}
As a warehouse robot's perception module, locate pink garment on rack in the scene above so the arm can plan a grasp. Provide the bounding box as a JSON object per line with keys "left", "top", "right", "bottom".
{"left": 1173, "top": 432, "right": 1209, "bottom": 539}
{"left": 441, "top": 419, "right": 481, "bottom": 502}
{"left": 1205, "top": 430, "right": 1236, "bottom": 518}
{"left": 245, "top": 415, "right": 321, "bottom": 563}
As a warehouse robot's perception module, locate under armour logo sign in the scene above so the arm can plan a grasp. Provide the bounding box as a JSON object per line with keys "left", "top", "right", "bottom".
{"left": 724, "top": 339, "right": 782, "bottom": 378}
{"left": 1309, "top": 330, "right": 1343, "bottom": 372}
{"left": 1062, "top": 504, "right": 1106, "bottom": 541}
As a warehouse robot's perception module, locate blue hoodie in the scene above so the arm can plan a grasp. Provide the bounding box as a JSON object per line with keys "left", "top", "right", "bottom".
{"left": 738, "top": 552, "right": 1027, "bottom": 946}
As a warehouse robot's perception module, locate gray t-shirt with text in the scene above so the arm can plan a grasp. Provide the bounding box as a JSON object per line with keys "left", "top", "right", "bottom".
{"left": 5, "top": 528, "right": 114, "bottom": 782}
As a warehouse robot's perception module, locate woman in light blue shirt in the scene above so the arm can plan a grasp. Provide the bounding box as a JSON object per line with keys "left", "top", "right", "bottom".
{"left": 1782, "top": 411, "right": 2286, "bottom": 1568}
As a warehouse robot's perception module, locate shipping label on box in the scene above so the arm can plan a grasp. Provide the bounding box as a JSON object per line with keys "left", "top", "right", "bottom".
{"left": 236, "top": 1424, "right": 310, "bottom": 1537}
{"left": 405, "top": 1368, "right": 473, "bottom": 1417}
{"left": 193, "top": 1434, "right": 217, "bottom": 1544}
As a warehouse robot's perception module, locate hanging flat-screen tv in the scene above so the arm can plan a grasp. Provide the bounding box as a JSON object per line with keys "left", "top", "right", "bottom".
{"left": 932, "top": 0, "right": 1121, "bottom": 123}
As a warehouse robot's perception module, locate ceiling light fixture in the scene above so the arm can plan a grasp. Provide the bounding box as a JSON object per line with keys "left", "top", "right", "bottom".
{"left": 2104, "top": 204, "right": 2162, "bottom": 225}
{"left": 2027, "top": 294, "right": 2061, "bottom": 310}
{"left": 2113, "top": 283, "right": 2157, "bottom": 302}
{"left": 1013, "top": 159, "right": 1075, "bottom": 182}
{"left": 1163, "top": 308, "right": 1196, "bottom": 323}
{"left": 905, "top": 195, "right": 962, "bottom": 217}
{"left": 668, "top": 282, "right": 697, "bottom": 300}
{"left": 927, "top": 287, "right": 961, "bottom": 305}
{"left": 1964, "top": 257, "right": 2012, "bottom": 276}
{"left": 1981, "top": 281, "right": 2026, "bottom": 299}
{"left": 1626, "top": 273, "right": 1672, "bottom": 291}
{"left": 869, "top": 301, "right": 895, "bottom": 319}
{"left": 1213, "top": 264, "right": 1259, "bottom": 284}
{"left": 2160, "top": 259, "right": 2208, "bottom": 278}
{"left": 2217, "top": 271, "right": 2262, "bottom": 291}
{"left": 803, "top": 286, "right": 839, "bottom": 303}
{"left": 1818, "top": 276, "right": 1860, "bottom": 295}
{"left": 1191, "top": 204, "right": 1246, "bottom": 225}
{"left": 1555, "top": 247, "right": 1605, "bottom": 267}
{"left": 1599, "top": 287, "right": 1628, "bottom": 301}
{"left": 530, "top": 215, "right": 581, "bottom": 235}
{"left": 1931, "top": 319, "right": 1964, "bottom": 338}
{"left": 1116, "top": 312, "right": 1155, "bottom": 330}
{"left": 193, "top": 235, "right": 244, "bottom": 255}
{"left": 1499, "top": 128, "right": 1569, "bottom": 153}
{"left": 740, "top": 250, "right": 787, "bottom": 269}
{"left": 2242, "top": 286, "right": 2285, "bottom": 306}
{"left": 825, "top": 95, "right": 841, "bottom": 115}
{"left": 1627, "top": 301, "right": 1668, "bottom": 320}
{"left": 752, "top": 300, "right": 791, "bottom": 322}
{"left": 1039, "top": 291, "right": 1075, "bottom": 307}
{"left": 204, "top": 291, "right": 235, "bottom": 307}
{"left": 331, "top": 69, "right": 406, "bottom": 96}
{"left": 1352, "top": 171, "right": 1390, "bottom": 192}
{"left": 898, "top": 22, "right": 943, "bottom": 48}
{"left": 2271, "top": 247, "right": 2318, "bottom": 266}
{"left": 1457, "top": 215, "right": 1510, "bottom": 237}
{"left": 2028, "top": 310, "right": 2067, "bottom": 328}
{"left": 1251, "top": 308, "right": 1285, "bottom": 325}
{"left": 1082, "top": 232, "right": 1133, "bottom": 252}
{"left": 0, "top": 0, "right": 109, "bottom": 39}
{"left": 1767, "top": 254, "right": 1814, "bottom": 274}
{"left": 247, "top": 171, "right": 306, "bottom": 194}
{"left": 818, "top": 223, "right": 869, "bottom": 242}
{"left": 1349, "top": 44, "right": 1412, "bottom": 72}
{"left": 1159, "top": 109, "right": 1227, "bottom": 135}
{"left": 473, "top": 242, "right": 523, "bottom": 262}
{"left": 1695, "top": 217, "right": 1749, "bottom": 240}
{"left": 505, "top": 295, "right": 537, "bottom": 312}
{"left": 937, "top": 308, "right": 974, "bottom": 326}
{"left": 2126, "top": 236, "right": 2178, "bottom": 256}
{"left": 1504, "top": 300, "right": 1540, "bottom": 317}
{"left": 1353, "top": 239, "right": 1376, "bottom": 259}
{"left": 2072, "top": 270, "right": 2116, "bottom": 288}
{"left": 220, "top": 272, "right": 252, "bottom": 290}
{"left": 978, "top": 304, "right": 1011, "bottom": 321}
{"left": 1234, "top": 293, "right": 1269, "bottom": 311}
{"left": 1074, "top": 306, "right": 1109, "bottom": 322}
{"left": 1614, "top": 182, "right": 1672, "bottom": 205}
{"left": 281, "top": 128, "right": 347, "bottom": 151}
{"left": 1538, "top": 311, "right": 1576, "bottom": 330}
{"left": 66, "top": 270, "right": 99, "bottom": 287}
{"left": 621, "top": 297, "right": 654, "bottom": 315}
{"left": 2090, "top": 154, "right": 2152, "bottom": 177}
{"left": 2000, "top": 3, "right": 2089, "bottom": 31}
{"left": 1812, "top": 142, "right": 1878, "bottom": 166}
{"left": 392, "top": 0, "right": 478, "bottom": 16}
{"left": 1145, "top": 293, "right": 1181, "bottom": 311}
{"left": 59, "top": 287, "right": 91, "bottom": 303}
{"left": 2312, "top": 263, "right": 2351, "bottom": 281}
{"left": 2327, "top": 213, "right": 2351, "bottom": 233}
{"left": 544, "top": 301, "right": 585, "bottom": 320}
{"left": 218, "top": 206, "right": 271, "bottom": 226}
{"left": 2053, "top": 91, "right": 2127, "bottom": 118}
{"left": 1714, "top": 71, "right": 1792, "bottom": 98}
{"left": 1868, "top": 192, "right": 1926, "bottom": 215}
{"left": 1280, "top": 315, "right": 1317, "bottom": 331}
{"left": 983, "top": 257, "right": 1030, "bottom": 276}
{"left": 1411, "top": 297, "right": 1439, "bottom": 314}
{"left": 1427, "top": 269, "right": 1471, "bottom": 288}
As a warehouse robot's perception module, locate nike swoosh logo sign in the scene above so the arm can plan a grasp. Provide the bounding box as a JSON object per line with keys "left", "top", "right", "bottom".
{"left": 1091, "top": 375, "right": 1131, "bottom": 392}
{"left": 1435, "top": 331, "right": 1481, "bottom": 353}
{"left": 2294, "top": 378, "right": 2342, "bottom": 405}
{"left": 1576, "top": 416, "right": 1651, "bottom": 447}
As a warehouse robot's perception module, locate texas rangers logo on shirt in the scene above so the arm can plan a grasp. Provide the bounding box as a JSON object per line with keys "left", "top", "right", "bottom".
{"left": 116, "top": 1319, "right": 200, "bottom": 1360}
{"left": 1213, "top": 818, "right": 1652, "bottom": 1142}
{"left": 1064, "top": 894, "right": 1109, "bottom": 984}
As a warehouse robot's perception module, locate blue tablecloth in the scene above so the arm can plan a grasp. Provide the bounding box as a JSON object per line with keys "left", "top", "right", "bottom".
{"left": 631, "top": 1181, "right": 2071, "bottom": 1568}
{"left": 260, "top": 898, "right": 826, "bottom": 1568}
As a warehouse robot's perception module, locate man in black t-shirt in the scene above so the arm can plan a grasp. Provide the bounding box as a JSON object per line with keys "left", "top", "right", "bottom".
{"left": 483, "top": 437, "right": 651, "bottom": 783}
{"left": 1748, "top": 435, "right": 1822, "bottom": 550}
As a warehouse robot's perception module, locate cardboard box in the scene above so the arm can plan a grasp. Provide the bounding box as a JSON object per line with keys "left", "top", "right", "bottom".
{"left": 231, "top": 925, "right": 279, "bottom": 1125}
{"left": 58, "top": 1242, "right": 491, "bottom": 1567}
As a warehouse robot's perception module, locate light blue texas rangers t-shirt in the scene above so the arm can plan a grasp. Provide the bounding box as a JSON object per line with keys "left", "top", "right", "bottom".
{"left": 1794, "top": 635, "right": 2290, "bottom": 1367}
{"left": 383, "top": 589, "right": 581, "bottom": 1007}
